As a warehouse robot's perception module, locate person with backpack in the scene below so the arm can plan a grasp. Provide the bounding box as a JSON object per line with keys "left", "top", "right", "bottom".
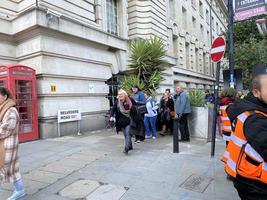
{"left": 143, "top": 91, "right": 158, "bottom": 139}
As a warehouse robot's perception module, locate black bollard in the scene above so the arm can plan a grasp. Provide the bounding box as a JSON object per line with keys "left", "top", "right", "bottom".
{"left": 173, "top": 117, "right": 179, "bottom": 153}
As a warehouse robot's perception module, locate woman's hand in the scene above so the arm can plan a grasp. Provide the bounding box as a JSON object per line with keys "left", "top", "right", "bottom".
{"left": 109, "top": 117, "right": 116, "bottom": 122}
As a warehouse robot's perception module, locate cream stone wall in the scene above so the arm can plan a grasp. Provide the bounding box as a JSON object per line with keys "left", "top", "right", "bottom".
{"left": 0, "top": 0, "right": 227, "bottom": 138}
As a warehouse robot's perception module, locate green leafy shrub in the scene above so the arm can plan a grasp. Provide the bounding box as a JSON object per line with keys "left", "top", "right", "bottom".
{"left": 220, "top": 88, "right": 237, "bottom": 98}
{"left": 189, "top": 90, "right": 205, "bottom": 107}
{"left": 120, "top": 75, "right": 145, "bottom": 95}
{"left": 120, "top": 37, "right": 167, "bottom": 93}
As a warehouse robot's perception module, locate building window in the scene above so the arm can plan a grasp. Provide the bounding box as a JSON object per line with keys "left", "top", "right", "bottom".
{"left": 206, "top": 9, "right": 209, "bottom": 24}
{"left": 199, "top": 1, "right": 203, "bottom": 17}
{"left": 186, "top": 42, "right": 190, "bottom": 69}
{"left": 182, "top": 7, "right": 187, "bottom": 30}
{"left": 169, "top": 0, "right": 175, "bottom": 19}
{"left": 195, "top": 48, "right": 199, "bottom": 72}
{"left": 207, "top": 60, "right": 211, "bottom": 75}
{"left": 192, "top": 17, "right": 196, "bottom": 30}
{"left": 107, "top": 0, "right": 118, "bottom": 35}
{"left": 207, "top": 30, "right": 210, "bottom": 44}
{"left": 191, "top": 0, "right": 197, "bottom": 9}
{"left": 211, "top": 16, "right": 215, "bottom": 30}
{"left": 173, "top": 36, "right": 178, "bottom": 56}
{"left": 200, "top": 24, "right": 204, "bottom": 37}
{"left": 203, "top": 52, "right": 206, "bottom": 74}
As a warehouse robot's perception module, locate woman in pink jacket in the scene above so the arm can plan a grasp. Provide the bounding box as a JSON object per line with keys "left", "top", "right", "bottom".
{"left": 0, "top": 88, "right": 25, "bottom": 200}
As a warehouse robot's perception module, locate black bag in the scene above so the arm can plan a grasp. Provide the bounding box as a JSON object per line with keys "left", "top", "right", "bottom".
{"left": 137, "top": 104, "right": 148, "bottom": 114}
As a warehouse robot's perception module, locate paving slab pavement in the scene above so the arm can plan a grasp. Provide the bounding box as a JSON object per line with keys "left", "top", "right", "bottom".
{"left": 0, "top": 129, "right": 239, "bottom": 200}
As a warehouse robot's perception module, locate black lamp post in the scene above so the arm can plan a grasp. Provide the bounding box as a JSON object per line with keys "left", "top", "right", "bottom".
{"left": 228, "top": 0, "right": 235, "bottom": 88}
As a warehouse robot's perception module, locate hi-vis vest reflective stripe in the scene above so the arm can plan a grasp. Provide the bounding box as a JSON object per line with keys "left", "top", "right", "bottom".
{"left": 225, "top": 111, "right": 267, "bottom": 183}
{"left": 220, "top": 105, "right": 232, "bottom": 163}
{"left": 220, "top": 105, "right": 232, "bottom": 141}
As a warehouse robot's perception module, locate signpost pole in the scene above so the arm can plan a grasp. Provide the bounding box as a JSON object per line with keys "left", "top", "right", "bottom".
{"left": 57, "top": 110, "right": 61, "bottom": 137}
{"left": 211, "top": 62, "right": 220, "bottom": 157}
{"left": 77, "top": 120, "right": 82, "bottom": 136}
{"left": 228, "top": 0, "right": 235, "bottom": 88}
{"left": 57, "top": 122, "right": 61, "bottom": 137}
{"left": 210, "top": 36, "right": 226, "bottom": 157}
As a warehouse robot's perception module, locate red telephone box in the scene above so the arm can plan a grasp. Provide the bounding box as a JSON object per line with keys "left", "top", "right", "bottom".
{"left": 0, "top": 64, "right": 38, "bottom": 142}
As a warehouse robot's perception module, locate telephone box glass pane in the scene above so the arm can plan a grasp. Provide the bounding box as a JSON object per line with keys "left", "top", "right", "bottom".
{"left": 15, "top": 80, "right": 33, "bottom": 133}
{"left": 0, "top": 80, "right": 6, "bottom": 87}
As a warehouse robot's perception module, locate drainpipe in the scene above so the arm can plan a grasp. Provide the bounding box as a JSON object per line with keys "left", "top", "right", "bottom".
{"left": 36, "top": 0, "right": 38, "bottom": 8}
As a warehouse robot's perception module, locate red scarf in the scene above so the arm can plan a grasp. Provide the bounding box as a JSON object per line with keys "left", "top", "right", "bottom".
{"left": 119, "top": 96, "right": 132, "bottom": 113}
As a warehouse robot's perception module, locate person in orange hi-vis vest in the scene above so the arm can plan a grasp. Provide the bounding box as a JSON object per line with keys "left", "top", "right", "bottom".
{"left": 219, "top": 88, "right": 237, "bottom": 164}
{"left": 225, "top": 64, "right": 267, "bottom": 200}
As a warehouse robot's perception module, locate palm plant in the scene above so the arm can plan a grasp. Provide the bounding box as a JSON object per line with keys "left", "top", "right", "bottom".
{"left": 220, "top": 88, "right": 237, "bottom": 98}
{"left": 120, "top": 75, "right": 145, "bottom": 95}
{"left": 189, "top": 90, "right": 206, "bottom": 107}
{"left": 121, "top": 37, "right": 167, "bottom": 93}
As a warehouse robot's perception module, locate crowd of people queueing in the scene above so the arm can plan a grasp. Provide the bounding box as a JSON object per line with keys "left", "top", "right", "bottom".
{"left": 110, "top": 84, "right": 191, "bottom": 155}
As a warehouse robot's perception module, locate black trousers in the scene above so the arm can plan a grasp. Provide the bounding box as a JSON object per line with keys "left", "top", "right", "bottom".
{"left": 234, "top": 178, "right": 267, "bottom": 200}
{"left": 123, "top": 125, "right": 132, "bottom": 151}
{"left": 179, "top": 114, "right": 190, "bottom": 140}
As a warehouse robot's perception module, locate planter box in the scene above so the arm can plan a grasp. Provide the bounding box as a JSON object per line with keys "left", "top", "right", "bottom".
{"left": 188, "top": 105, "right": 214, "bottom": 141}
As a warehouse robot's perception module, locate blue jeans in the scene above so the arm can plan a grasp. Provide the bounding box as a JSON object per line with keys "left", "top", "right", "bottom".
{"left": 144, "top": 116, "right": 157, "bottom": 137}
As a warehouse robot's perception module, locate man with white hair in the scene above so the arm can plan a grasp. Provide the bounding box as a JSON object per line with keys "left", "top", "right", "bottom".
{"left": 175, "top": 84, "right": 191, "bottom": 142}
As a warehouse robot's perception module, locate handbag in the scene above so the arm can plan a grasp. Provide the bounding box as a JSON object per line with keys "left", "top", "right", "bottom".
{"left": 137, "top": 105, "right": 148, "bottom": 114}
{"left": 165, "top": 111, "right": 171, "bottom": 121}
{"left": 0, "top": 140, "right": 5, "bottom": 168}
{"left": 170, "top": 111, "right": 176, "bottom": 118}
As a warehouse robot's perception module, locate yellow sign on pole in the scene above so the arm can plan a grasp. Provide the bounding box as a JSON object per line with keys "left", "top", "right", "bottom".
{"left": 50, "top": 84, "right": 56, "bottom": 92}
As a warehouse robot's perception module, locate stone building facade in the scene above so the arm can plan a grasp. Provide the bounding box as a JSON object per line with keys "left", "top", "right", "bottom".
{"left": 0, "top": 0, "right": 227, "bottom": 138}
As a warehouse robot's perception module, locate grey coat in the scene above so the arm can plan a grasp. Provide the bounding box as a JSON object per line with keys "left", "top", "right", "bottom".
{"left": 175, "top": 91, "right": 191, "bottom": 114}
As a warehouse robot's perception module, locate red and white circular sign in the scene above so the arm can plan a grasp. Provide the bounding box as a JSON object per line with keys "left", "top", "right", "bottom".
{"left": 210, "top": 36, "right": 226, "bottom": 63}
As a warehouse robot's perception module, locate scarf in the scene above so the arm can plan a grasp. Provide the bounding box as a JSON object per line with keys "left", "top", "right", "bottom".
{"left": 118, "top": 96, "right": 132, "bottom": 118}
{"left": 0, "top": 99, "right": 16, "bottom": 168}
{"left": 0, "top": 99, "right": 16, "bottom": 122}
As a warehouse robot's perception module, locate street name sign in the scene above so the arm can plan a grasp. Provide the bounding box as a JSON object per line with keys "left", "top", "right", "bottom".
{"left": 58, "top": 109, "right": 81, "bottom": 123}
{"left": 235, "top": 0, "right": 267, "bottom": 21}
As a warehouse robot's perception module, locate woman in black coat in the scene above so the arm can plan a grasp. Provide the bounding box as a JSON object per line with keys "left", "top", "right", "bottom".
{"left": 160, "top": 92, "right": 174, "bottom": 135}
{"left": 110, "top": 89, "right": 135, "bottom": 155}
{"left": 128, "top": 103, "right": 145, "bottom": 140}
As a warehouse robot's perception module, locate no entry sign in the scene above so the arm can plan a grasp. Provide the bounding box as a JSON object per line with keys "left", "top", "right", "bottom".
{"left": 210, "top": 37, "right": 226, "bottom": 63}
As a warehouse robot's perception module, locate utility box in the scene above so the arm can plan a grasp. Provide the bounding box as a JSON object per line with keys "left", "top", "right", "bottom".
{"left": 0, "top": 64, "right": 38, "bottom": 142}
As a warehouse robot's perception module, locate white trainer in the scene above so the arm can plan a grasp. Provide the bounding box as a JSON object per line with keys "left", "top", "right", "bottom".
{"left": 7, "top": 190, "right": 26, "bottom": 200}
